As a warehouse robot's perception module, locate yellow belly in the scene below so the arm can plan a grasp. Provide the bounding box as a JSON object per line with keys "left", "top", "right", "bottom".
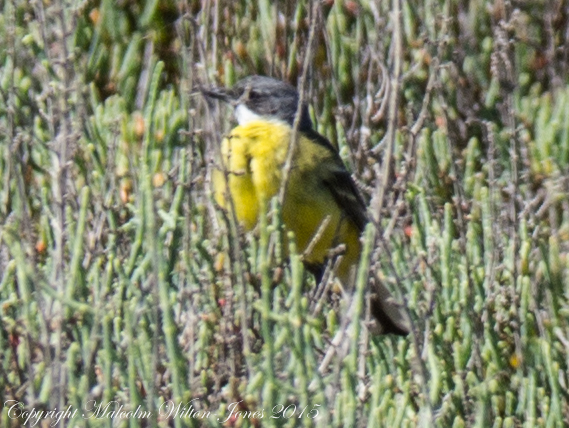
{"left": 213, "top": 120, "right": 362, "bottom": 283}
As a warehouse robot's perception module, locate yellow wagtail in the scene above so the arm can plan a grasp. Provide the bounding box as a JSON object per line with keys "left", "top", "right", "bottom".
{"left": 202, "top": 75, "right": 409, "bottom": 336}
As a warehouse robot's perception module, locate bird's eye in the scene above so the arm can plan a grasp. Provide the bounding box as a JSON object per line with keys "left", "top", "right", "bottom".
{"left": 248, "top": 91, "right": 259, "bottom": 99}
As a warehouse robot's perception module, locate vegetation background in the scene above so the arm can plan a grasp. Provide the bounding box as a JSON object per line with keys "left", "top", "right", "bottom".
{"left": 1, "top": 0, "right": 569, "bottom": 426}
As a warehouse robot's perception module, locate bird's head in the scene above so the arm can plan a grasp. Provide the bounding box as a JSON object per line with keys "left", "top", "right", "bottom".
{"left": 201, "top": 75, "right": 313, "bottom": 131}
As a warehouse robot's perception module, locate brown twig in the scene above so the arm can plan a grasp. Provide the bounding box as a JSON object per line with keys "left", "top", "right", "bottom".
{"left": 278, "top": 1, "right": 319, "bottom": 205}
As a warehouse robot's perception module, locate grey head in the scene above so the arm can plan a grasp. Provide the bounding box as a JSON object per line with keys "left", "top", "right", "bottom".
{"left": 201, "top": 76, "right": 313, "bottom": 132}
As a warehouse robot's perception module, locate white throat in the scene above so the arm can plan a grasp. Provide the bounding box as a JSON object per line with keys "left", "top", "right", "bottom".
{"left": 234, "top": 104, "right": 263, "bottom": 125}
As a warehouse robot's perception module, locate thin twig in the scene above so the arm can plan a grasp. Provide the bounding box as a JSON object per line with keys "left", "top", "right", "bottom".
{"left": 278, "top": 2, "right": 319, "bottom": 205}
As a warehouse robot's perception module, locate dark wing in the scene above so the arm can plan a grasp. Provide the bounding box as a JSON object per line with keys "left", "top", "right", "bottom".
{"left": 323, "top": 167, "right": 368, "bottom": 233}
{"left": 303, "top": 129, "right": 368, "bottom": 232}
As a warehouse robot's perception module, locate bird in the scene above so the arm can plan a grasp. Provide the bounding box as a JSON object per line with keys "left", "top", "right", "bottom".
{"left": 202, "top": 75, "right": 409, "bottom": 336}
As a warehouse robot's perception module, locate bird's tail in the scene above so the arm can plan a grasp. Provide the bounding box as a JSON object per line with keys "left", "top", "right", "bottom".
{"left": 369, "top": 280, "right": 410, "bottom": 336}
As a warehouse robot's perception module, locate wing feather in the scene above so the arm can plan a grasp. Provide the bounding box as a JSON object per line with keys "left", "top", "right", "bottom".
{"left": 303, "top": 129, "right": 368, "bottom": 232}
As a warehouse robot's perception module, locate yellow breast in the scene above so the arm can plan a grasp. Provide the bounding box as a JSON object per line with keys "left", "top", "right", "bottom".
{"left": 213, "top": 120, "right": 362, "bottom": 283}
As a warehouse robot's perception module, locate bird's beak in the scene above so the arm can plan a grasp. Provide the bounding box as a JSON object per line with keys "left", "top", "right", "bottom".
{"left": 199, "top": 86, "right": 236, "bottom": 106}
